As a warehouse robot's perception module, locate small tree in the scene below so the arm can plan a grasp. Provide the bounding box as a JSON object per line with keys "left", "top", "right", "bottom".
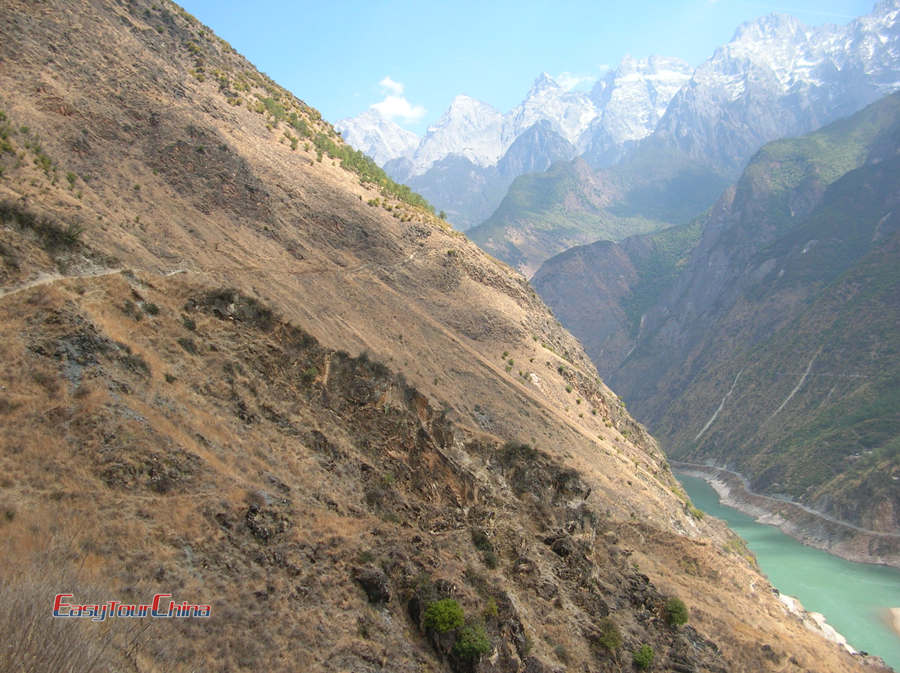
{"left": 633, "top": 644, "right": 654, "bottom": 669}
{"left": 595, "top": 616, "right": 622, "bottom": 651}
{"left": 665, "top": 597, "right": 689, "bottom": 626}
{"left": 424, "top": 598, "right": 464, "bottom": 633}
{"left": 453, "top": 623, "right": 491, "bottom": 661}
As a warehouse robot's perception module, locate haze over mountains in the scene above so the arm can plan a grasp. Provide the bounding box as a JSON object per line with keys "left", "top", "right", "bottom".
{"left": 1, "top": 0, "right": 899, "bottom": 670}
{"left": 341, "top": 0, "right": 900, "bottom": 565}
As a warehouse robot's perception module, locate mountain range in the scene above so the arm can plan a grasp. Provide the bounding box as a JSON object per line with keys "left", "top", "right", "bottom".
{"left": 338, "top": 56, "right": 692, "bottom": 229}
{"left": 469, "top": 0, "right": 900, "bottom": 274}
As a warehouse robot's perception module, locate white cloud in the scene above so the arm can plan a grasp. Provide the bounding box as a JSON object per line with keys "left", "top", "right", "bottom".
{"left": 555, "top": 71, "right": 596, "bottom": 91}
{"left": 371, "top": 95, "right": 426, "bottom": 122}
{"left": 379, "top": 76, "right": 404, "bottom": 95}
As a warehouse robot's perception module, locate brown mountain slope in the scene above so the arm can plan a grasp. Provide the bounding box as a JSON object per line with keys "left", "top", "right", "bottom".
{"left": 0, "top": 1, "right": 889, "bottom": 672}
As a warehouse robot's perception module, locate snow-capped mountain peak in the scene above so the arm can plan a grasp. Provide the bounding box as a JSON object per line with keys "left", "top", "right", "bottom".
{"left": 334, "top": 109, "right": 419, "bottom": 167}
{"left": 409, "top": 95, "right": 504, "bottom": 173}
{"left": 583, "top": 54, "right": 692, "bottom": 166}
{"left": 527, "top": 72, "right": 563, "bottom": 97}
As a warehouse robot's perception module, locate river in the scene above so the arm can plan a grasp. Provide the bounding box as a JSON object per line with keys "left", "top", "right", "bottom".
{"left": 676, "top": 472, "right": 900, "bottom": 670}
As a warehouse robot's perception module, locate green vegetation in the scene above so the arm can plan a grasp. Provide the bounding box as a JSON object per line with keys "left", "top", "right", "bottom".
{"left": 453, "top": 623, "right": 492, "bottom": 661}
{"left": 619, "top": 219, "right": 703, "bottom": 335}
{"left": 310, "top": 131, "right": 433, "bottom": 212}
{"left": 0, "top": 202, "right": 82, "bottom": 250}
{"left": 595, "top": 616, "right": 622, "bottom": 651}
{"left": 0, "top": 111, "right": 14, "bottom": 155}
{"left": 665, "top": 597, "right": 689, "bottom": 626}
{"left": 177, "top": 337, "right": 197, "bottom": 355}
{"left": 423, "top": 599, "right": 464, "bottom": 633}
{"left": 633, "top": 643, "right": 654, "bottom": 669}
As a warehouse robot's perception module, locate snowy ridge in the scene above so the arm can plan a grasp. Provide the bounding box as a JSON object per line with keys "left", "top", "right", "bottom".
{"left": 338, "top": 58, "right": 688, "bottom": 177}
{"left": 335, "top": 110, "right": 419, "bottom": 167}
{"left": 656, "top": 0, "right": 900, "bottom": 171}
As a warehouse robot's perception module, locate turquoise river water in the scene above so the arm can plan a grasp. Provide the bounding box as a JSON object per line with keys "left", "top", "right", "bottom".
{"left": 676, "top": 473, "right": 900, "bottom": 670}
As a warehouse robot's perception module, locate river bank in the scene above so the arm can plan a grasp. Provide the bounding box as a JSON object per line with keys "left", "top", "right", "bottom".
{"left": 671, "top": 462, "right": 900, "bottom": 569}
{"left": 676, "top": 472, "right": 900, "bottom": 670}
{"left": 890, "top": 608, "right": 900, "bottom": 639}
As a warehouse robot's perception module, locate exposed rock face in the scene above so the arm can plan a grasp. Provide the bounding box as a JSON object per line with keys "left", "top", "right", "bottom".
{"left": 585, "top": 55, "right": 692, "bottom": 167}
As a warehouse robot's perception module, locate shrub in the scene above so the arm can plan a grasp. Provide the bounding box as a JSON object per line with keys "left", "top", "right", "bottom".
{"left": 423, "top": 599, "right": 464, "bottom": 633}
{"left": 177, "top": 337, "right": 197, "bottom": 354}
{"left": 453, "top": 623, "right": 491, "bottom": 661}
{"left": 553, "top": 643, "right": 569, "bottom": 663}
{"left": 471, "top": 529, "right": 492, "bottom": 552}
{"left": 595, "top": 616, "right": 622, "bottom": 651}
{"left": 665, "top": 597, "right": 689, "bottom": 626}
{"left": 633, "top": 644, "right": 654, "bottom": 669}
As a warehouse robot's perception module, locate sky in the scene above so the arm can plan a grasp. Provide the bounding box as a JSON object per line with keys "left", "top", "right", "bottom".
{"left": 179, "top": 0, "right": 876, "bottom": 135}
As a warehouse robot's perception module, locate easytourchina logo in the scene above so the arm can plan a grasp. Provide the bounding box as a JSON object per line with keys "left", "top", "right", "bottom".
{"left": 53, "top": 593, "right": 211, "bottom": 622}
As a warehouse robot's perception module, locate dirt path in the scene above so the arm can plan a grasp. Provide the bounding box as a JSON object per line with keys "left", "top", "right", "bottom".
{"left": 0, "top": 268, "right": 128, "bottom": 301}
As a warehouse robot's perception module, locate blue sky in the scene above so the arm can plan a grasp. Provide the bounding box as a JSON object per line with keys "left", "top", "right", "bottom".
{"left": 179, "top": 0, "right": 875, "bottom": 134}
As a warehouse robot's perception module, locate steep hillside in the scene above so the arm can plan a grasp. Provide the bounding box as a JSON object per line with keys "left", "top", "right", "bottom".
{"left": 532, "top": 219, "right": 702, "bottom": 375}
{"left": 0, "top": 1, "right": 891, "bottom": 672}
{"left": 537, "top": 93, "right": 900, "bottom": 565}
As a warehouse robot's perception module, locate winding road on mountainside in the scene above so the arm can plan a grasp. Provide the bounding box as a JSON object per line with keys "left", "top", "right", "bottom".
{"left": 674, "top": 461, "right": 900, "bottom": 539}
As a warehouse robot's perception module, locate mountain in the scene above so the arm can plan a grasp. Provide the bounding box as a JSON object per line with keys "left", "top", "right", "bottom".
{"left": 0, "top": 1, "right": 892, "bottom": 671}
{"left": 584, "top": 55, "right": 693, "bottom": 167}
{"left": 335, "top": 109, "right": 419, "bottom": 166}
{"left": 397, "top": 120, "right": 578, "bottom": 230}
{"left": 532, "top": 219, "right": 702, "bottom": 375}
{"left": 656, "top": 4, "right": 900, "bottom": 174}
{"left": 474, "top": 1, "right": 900, "bottom": 275}
{"left": 534, "top": 93, "right": 900, "bottom": 564}
{"left": 342, "top": 62, "right": 689, "bottom": 231}
{"left": 502, "top": 72, "right": 596, "bottom": 149}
